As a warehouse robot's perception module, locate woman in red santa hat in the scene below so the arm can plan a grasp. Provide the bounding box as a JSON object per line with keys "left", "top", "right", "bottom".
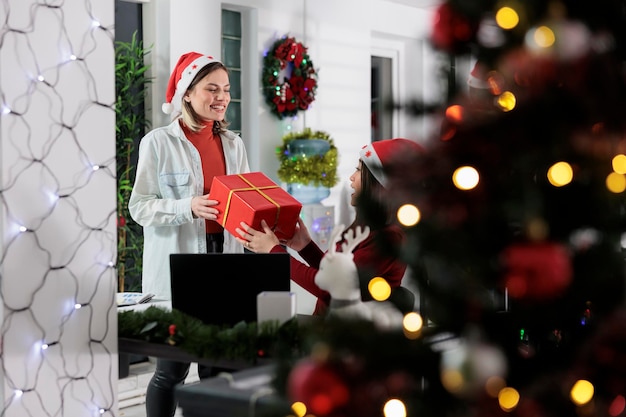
{"left": 236, "top": 138, "right": 424, "bottom": 316}
{"left": 128, "top": 52, "right": 250, "bottom": 417}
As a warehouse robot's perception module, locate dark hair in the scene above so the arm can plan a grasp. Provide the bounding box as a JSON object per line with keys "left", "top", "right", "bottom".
{"left": 350, "top": 160, "right": 391, "bottom": 232}
{"left": 181, "top": 61, "right": 231, "bottom": 134}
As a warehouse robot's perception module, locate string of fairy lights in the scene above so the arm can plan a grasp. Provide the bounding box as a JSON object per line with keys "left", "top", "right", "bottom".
{"left": 284, "top": 4, "right": 625, "bottom": 417}
{"left": 362, "top": 5, "right": 620, "bottom": 417}
{"left": 1, "top": 1, "right": 117, "bottom": 416}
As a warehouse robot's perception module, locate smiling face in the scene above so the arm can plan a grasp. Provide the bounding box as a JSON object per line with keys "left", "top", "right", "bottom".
{"left": 184, "top": 68, "right": 230, "bottom": 122}
{"left": 349, "top": 160, "right": 363, "bottom": 206}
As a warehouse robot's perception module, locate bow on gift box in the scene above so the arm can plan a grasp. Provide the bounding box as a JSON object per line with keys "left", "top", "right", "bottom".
{"left": 221, "top": 175, "right": 282, "bottom": 230}
{"left": 210, "top": 172, "right": 302, "bottom": 241}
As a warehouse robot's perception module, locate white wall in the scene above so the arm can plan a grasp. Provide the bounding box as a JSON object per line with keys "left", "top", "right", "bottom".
{"left": 0, "top": 0, "right": 118, "bottom": 415}
{"left": 142, "top": 0, "right": 442, "bottom": 221}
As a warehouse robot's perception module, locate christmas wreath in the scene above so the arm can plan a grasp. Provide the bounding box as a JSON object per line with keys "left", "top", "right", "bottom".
{"left": 262, "top": 36, "right": 318, "bottom": 119}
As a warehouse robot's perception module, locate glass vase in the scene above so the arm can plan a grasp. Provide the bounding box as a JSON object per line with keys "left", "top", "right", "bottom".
{"left": 287, "top": 182, "right": 330, "bottom": 204}
{"left": 285, "top": 138, "right": 331, "bottom": 204}
{"left": 287, "top": 138, "right": 330, "bottom": 156}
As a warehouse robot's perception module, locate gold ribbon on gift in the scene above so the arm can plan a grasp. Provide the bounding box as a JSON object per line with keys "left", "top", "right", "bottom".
{"left": 221, "top": 174, "right": 281, "bottom": 229}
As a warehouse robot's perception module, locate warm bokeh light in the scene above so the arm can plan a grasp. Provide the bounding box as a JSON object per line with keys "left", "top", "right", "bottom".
{"left": 495, "top": 7, "right": 519, "bottom": 30}
{"left": 547, "top": 161, "right": 573, "bottom": 186}
{"left": 397, "top": 204, "right": 421, "bottom": 226}
{"left": 445, "top": 104, "right": 464, "bottom": 123}
{"left": 498, "top": 387, "right": 520, "bottom": 411}
{"left": 485, "top": 376, "right": 507, "bottom": 398}
{"left": 453, "top": 166, "right": 479, "bottom": 190}
{"left": 612, "top": 154, "right": 626, "bottom": 174}
{"left": 368, "top": 277, "right": 392, "bottom": 301}
{"left": 403, "top": 312, "right": 423, "bottom": 332}
{"left": 526, "top": 217, "right": 549, "bottom": 241}
{"left": 533, "top": 25, "right": 556, "bottom": 48}
{"left": 403, "top": 312, "right": 423, "bottom": 339}
{"left": 606, "top": 172, "right": 626, "bottom": 193}
{"left": 310, "top": 341, "right": 332, "bottom": 361}
{"left": 570, "top": 379, "right": 594, "bottom": 406}
{"left": 291, "top": 401, "right": 307, "bottom": 417}
{"left": 383, "top": 398, "right": 407, "bottom": 417}
{"left": 497, "top": 91, "right": 516, "bottom": 111}
{"left": 441, "top": 369, "right": 464, "bottom": 393}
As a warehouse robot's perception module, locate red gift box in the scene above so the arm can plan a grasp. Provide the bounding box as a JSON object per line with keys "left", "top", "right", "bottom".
{"left": 209, "top": 172, "right": 303, "bottom": 240}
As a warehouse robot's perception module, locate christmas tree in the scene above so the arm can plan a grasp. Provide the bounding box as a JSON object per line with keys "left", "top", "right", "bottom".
{"left": 275, "top": 1, "right": 626, "bottom": 416}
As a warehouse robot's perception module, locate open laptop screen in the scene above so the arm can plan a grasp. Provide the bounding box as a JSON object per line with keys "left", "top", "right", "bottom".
{"left": 169, "top": 252, "right": 291, "bottom": 326}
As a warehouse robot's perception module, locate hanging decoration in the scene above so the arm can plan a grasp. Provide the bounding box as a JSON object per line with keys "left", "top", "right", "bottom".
{"left": 262, "top": 35, "right": 318, "bottom": 119}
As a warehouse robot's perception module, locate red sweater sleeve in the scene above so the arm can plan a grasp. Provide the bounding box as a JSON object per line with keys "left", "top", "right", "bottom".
{"left": 352, "top": 225, "right": 407, "bottom": 290}
{"left": 269, "top": 225, "right": 407, "bottom": 316}
{"left": 269, "top": 242, "right": 330, "bottom": 314}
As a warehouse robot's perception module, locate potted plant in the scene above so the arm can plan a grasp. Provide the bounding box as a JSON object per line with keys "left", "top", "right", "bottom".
{"left": 276, "top": 128, "right": 339, "bottom": 203}
{"left": 115, "top": 31, "right": 152, "bottom": 292}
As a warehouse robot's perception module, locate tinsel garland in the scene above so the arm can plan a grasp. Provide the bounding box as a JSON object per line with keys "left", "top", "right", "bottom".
{"left": 276, "top": 128, "right": 339, "bottom": 188}
{"left": 118, "top": 306, "right": 306, "bottom": 362}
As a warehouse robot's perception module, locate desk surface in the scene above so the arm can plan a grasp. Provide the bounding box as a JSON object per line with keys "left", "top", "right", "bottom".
{"left": 118, "top": 299, "right": 171, "bottom": 312}
{"left": 118, "top": 337, "right": 266, "bottom": 369}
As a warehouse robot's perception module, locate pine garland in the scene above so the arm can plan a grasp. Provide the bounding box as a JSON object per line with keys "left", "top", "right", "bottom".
{"left": 118, "top": 307, "right": 306, "bottom": 362}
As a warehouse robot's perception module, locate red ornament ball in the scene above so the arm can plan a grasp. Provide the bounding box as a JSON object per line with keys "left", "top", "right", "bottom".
{"left": 502, "top": 242, "right": 573, "bottom": 300}
{"left": 287, "top": 359, "right": 349, "bottom": 416}
{"left": 430, "top": 2, "right": 478, "bottom": 53}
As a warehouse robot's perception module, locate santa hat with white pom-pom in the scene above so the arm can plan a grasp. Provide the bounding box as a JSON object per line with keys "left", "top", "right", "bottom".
{"left": 162, "top": 52, "right": 219, "bottom": 115}
{"left": 359, "top": 138, "right": 424, "bottom": 188}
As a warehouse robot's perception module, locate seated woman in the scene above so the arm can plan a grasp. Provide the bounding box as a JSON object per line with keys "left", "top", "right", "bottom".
{"left": 236, "top": 138, "right": 424, "bottom": 315}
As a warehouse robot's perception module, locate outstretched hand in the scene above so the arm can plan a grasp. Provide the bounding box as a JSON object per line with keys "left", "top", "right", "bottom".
{"left": 280, "top": 217, "right": 312, "bottom": 251}
{"left": 235, "top": 220, "right": 280, "bottom": 253}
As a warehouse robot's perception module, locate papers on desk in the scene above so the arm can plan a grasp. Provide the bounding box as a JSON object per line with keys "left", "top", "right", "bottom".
{"left": 116, "top": 292, "right": 155, "bottom": 307}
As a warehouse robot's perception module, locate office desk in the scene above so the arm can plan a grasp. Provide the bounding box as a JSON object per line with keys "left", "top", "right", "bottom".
{"left": 118, "top": 301, "right": 171, "bottom": 378}
{"left": 118, "top": 301, "right": 312, "bottom": 377}
{"left": 118, "top": 300, "right": 273, "bottom": 374}
{"left": 119, "top": 337, "right": 269, "bottom": 370}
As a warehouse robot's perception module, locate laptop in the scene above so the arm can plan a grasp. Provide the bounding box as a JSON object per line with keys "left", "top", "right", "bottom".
{"left": 169, "top": 252, "right": 291, "bottom": 326}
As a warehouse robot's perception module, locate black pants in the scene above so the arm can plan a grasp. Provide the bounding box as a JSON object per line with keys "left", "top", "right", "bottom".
{"left": 145, "top": 360, "right": 220, "bottom": 417}
{"left": 145, "top": 232, "right": 225, "bottom": 417}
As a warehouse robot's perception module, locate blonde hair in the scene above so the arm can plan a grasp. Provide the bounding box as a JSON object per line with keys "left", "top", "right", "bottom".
{"left": 180, "top": 61, "right": 231, "bottom": 135}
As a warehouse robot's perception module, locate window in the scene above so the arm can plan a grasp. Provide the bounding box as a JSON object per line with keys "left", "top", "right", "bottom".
{"left": 221, "top": 9, "right": 242, "bottom": 136}
{"left": 371, "top": 55, "right": 393, "bottom": 142}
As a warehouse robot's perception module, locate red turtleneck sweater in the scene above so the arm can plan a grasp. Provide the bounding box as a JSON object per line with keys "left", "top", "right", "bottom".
{"left": 182, "top": 120, "right": 226, "bottom": 233}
